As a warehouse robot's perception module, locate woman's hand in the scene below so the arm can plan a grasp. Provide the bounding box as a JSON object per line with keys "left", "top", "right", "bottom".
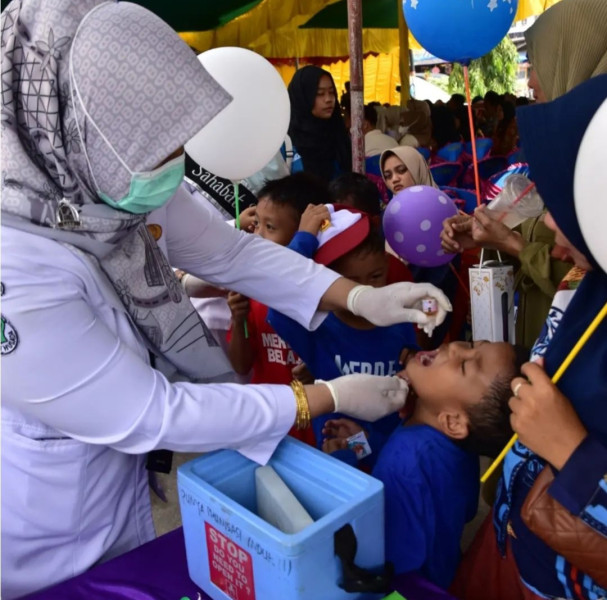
{"left": 509, "top": 361, "right": 588, "bottom": 470}
{"left": 440, "top": 207, "right": 526, "bottom": 257}
{"left": 471, "top": 206, "right": 525, "bottom": 257}
{"left": 298, "top": 204, "right": 331, "bottom": 236}
{"left": 347, "top": 282, "right": 452, "bottom": 330}
{"left": 440, "top": 214, "right": 476, "bottom": 253}
{"left": 317, "top": 374, "right": 408, "bottom": 421}
{"left": 227, "top": 292, "right": 250, "bottom": 324}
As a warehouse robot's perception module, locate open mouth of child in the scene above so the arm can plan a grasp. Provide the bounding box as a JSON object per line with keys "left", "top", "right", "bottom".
{"left": 416, "top": 350, "right": 439, "bottom": 367}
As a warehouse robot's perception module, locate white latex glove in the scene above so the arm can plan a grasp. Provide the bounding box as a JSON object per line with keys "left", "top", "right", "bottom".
{"left": 347, "top": 282, "right": 452, "bottom": 336}
{"left": 317, "top": 374, "right": 409, "bottom": 422}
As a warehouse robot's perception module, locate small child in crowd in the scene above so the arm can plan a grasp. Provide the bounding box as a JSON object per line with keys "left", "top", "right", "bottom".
{"left": 267, "top": 207, "right": 419, "bottom": 467}
{"left": 227, "top": 173, "right": 330, "bottom": 382}
{"left": 322, "top": 340, "right": 527, "bottom": 589}
{"left": 226, "top": 173, "right": 331, "bottom": 443}
{"left": 329, "top": 171, "right": 415, "bottom": 291}
{"left": 328, "top": 172, "right": 382, "bottom": 216}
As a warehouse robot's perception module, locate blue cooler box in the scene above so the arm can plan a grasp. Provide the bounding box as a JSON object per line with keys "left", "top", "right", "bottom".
{"left": 178, "top": 437, "right": 388, "bottom": 600}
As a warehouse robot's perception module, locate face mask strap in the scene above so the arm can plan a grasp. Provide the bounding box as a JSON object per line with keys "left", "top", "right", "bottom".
{"left": 68, "top": 3, "right": 133, "bottom": 193}
{"left": 135, "top": 153, "right": 185, "bottom": 179}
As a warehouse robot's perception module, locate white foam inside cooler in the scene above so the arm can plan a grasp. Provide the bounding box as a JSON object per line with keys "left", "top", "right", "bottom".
{"left": 255, "top": 465, "right": 314, "bottom": 534}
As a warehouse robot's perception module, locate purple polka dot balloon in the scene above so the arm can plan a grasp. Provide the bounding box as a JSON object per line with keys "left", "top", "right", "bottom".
{"left": 383, "top": 185, "right": 457, "bottom": 267}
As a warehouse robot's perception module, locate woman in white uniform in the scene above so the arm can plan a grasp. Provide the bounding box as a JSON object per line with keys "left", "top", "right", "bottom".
{"left": 0, "top": 2, "right": 449, "bottom": 598}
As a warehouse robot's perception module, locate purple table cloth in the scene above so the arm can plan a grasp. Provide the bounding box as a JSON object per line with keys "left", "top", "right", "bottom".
{"left": 22, "top": 528, "right": 456, "bottom": 600}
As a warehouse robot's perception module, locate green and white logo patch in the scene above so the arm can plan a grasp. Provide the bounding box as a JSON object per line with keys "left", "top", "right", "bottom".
{"left": 1, "top": 315, "right": 18, "bottom": 355}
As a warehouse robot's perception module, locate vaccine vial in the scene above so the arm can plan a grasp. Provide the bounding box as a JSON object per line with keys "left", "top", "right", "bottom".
{"left": 421, "top": 297, "right": 438, "bottom": 316}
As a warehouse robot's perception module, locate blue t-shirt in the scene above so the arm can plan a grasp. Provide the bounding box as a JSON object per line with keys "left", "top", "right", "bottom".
{"left": 268, "top": 309, "right": 415, "bottom": 381}
{"left": 267, "top": 307, "right": 417, "bottom": 466}
{"left": 372, "top": 424, "right": 480, "bottom": 589}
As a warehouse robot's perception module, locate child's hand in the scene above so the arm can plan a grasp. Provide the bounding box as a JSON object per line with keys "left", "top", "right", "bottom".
{"left": 292, "top": 362, "right": 314, "bottom": 385}
{"left": 227, "top": 292, "right": 250, "bottom": 324}
{"left": 238, "top": 206, "right": 257, "bottom": 233}
{"left": 322, "top": 418, "right": 364, "bottom": 440}
{"left": 322, "top": 437, "right": 349, "bottom": 454}
{"left": 299, "top": 204, "right": 331, "bottom": 236}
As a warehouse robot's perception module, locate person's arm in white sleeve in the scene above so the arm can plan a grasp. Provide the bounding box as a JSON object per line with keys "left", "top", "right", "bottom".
{"left": 3, "top": 279, "right": 301, "bottom": 463}
{"left": 4, "top": 275, "right": 405, "bottom": 462}
{"left": 165, "top": 187, "right": 452, "bottom": 330}
{"left": 165, "top": 186, "right": 340, "bottom": 330}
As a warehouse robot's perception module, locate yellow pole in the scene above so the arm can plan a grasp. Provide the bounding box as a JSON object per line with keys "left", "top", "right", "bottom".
{"left": 481, "top": 301, "right": 607, "bottom": 483}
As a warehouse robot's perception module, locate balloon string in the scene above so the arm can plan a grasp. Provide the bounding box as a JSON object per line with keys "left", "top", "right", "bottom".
{"left": 480, "top": 301, "right": 607, "bottom": 483}
{"left": 463, "top": 65, "right": 482, "bottom": 207}
{"left": 232, "top": 180, "right": 249, "bottom": 339}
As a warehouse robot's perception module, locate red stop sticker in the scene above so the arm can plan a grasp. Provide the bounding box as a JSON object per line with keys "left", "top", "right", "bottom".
{"left": 206, "top": 523, "right": 255, "bottom": 600}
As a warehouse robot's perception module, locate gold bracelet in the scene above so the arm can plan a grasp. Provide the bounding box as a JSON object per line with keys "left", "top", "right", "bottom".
{"left": 290, "top": 379, "right": 311, "bottom": 430}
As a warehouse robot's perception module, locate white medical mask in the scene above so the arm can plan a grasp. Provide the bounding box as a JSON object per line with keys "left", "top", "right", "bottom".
{"left": 97, "top": 154, "right": 185, "bottom": 214}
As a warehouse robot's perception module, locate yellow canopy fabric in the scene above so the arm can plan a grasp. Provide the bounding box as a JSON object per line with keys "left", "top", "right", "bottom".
{"left": 515, "top": 0, "right": 562, "bottom": 21}
{"left": 180, "top": 0, "right": 562, "bottom": 58}
{"left": 180, "top": 0, "right": 340, "bottom": 53}
{"left": 328, "top": 49, "right": 404, "bottom": 105}
{"left": 273, "top": 48, "right": 403, "bottom": 105}
{"left": 250, "top": 27, "right": 403, "bottom": 58}
{"left": 179, "top": 0, "right": 562, "bottom": 106}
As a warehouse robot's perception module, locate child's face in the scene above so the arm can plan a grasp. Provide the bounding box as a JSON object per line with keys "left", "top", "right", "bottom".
{"left": 332, "top": 250, "right": 388, "bottom": 288}
{"left": 402, "top": 340, "right": 515, "bottom": 418}
{"left": 253, "top": 197, "right": 299, "bottom": 247}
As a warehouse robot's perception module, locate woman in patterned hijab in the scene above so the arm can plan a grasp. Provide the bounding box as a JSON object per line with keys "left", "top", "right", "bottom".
{"left": 2, "top": 2, "right": 436, "bottom": 596}
{"left": 2, "top": 0, "right": 235, "bottom": 380}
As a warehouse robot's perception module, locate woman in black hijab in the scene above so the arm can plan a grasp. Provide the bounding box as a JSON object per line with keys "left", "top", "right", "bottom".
{"left": 288, "top": 66, "right": 352, "bottom": 182}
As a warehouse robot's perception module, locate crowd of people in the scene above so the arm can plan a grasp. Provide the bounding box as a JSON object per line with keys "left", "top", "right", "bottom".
{"left": 359, "top": 89, "right": 524, "bottom": 160}
{"left": 1, "top": 0, "right": 606, "bottom": 599}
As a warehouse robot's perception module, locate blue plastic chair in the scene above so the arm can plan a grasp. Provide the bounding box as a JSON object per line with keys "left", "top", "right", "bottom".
{"left": 506, "top": 147, "right": 525, "bottom": 165}
{"left": 441, "top": 186, "right": 479, "bottom": 214}
{"left": 464, "top": 138, "right": 493, "bottom": 160}
{"left": 430, "top": 162, "right": 463, "bottom": 187}
{"left": 476, "top": 156, "right": 509, "bottom": 181}
{"left": 436, "top": 142, "right": 463, "bottom": 163}
{"left": 365, "top": 155, "right": 382, "bottom": 177}
{"left": 488, "top": 163, "right": 531, "bottom": 188}
{"left": 417, "top": 147, "right": 431, "bottom": 161}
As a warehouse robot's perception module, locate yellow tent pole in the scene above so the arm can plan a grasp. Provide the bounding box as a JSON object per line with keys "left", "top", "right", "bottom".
{"left": 481, "top": 301, "right": 607, "bottom": 483}
{"left": 397, "top": 0, "right": 410, "bottom": 105}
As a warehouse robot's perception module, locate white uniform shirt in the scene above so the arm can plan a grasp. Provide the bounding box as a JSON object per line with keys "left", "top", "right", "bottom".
{"left": 1, "top": 185, "right": 339, "bottom": 599}
{"left": 364, "top": 128, "right": 399, "bottom": 158}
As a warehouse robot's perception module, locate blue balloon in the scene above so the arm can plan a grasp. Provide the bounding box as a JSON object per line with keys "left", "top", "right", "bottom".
{"left": 403, "top": 0, "right": 518, "bottom": 63}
